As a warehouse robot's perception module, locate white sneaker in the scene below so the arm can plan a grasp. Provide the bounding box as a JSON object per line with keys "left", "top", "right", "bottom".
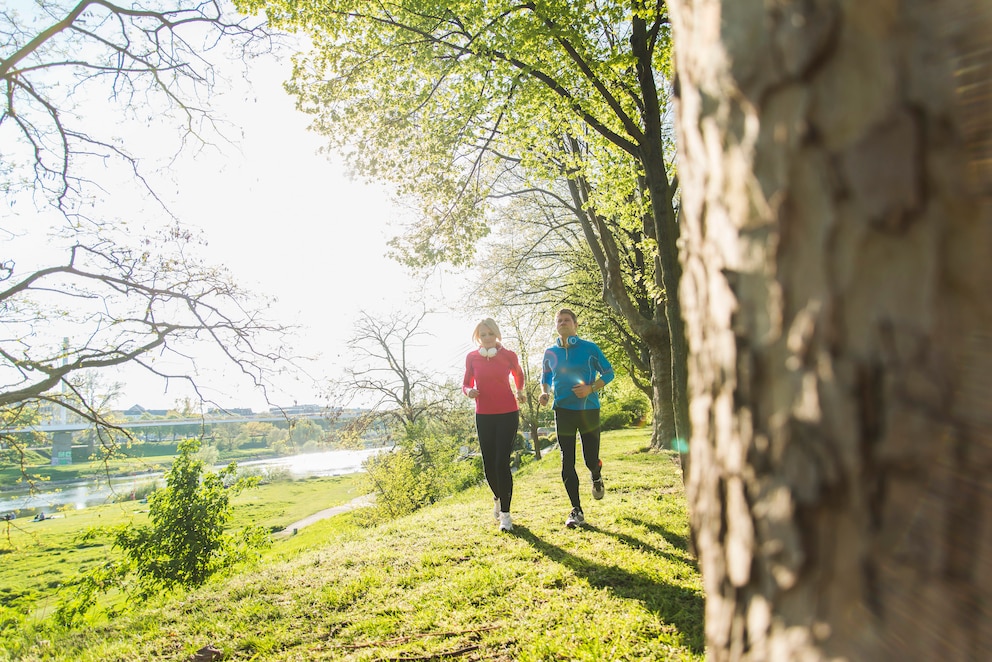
{"left": 499, "top": 511, "right": 513, "bottom": 532}
{"left": 493, "top": 497, "right": 501, "bottom": 520}
{"left": 592, "top": 478, "right": 605, "bottom": 500}
{"left": 565, "top": 508, "right": 585, "bottom": 528}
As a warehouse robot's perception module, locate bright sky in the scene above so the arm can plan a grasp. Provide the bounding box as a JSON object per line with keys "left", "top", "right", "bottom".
{"left": 149, "top": 53, "right": 479, "bottom": 411}
{"left": 158, "top": 52, "right": 486, "bottom": 411}
{"left": 6, "top": 36, "right": 480, "bottom": 412}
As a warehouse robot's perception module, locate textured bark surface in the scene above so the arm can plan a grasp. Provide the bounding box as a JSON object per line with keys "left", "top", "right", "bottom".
{"left": 668, "top": 0, "right": 991, "bottom": 659}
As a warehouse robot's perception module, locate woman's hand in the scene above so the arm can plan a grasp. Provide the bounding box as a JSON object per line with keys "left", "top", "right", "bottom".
{"left": 538, "top": 392, "right": 550, "bottom": 406}
{"left": 467, "top": 388, "right": 479, "bottom": 399}
{"left": 516, "top": 391, "right": 527, "bottom": 404}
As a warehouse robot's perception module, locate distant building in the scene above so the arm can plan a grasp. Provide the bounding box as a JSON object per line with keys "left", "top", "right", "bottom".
{"left": 122, "top": 405, "right": 169, "bottom": 418}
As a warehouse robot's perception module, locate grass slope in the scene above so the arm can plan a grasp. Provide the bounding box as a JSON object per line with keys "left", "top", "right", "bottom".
{"left": 0, "top": 475, "right": 364, "bottom": 617}
{"left": 10, "top": 429, "right": 704, "bottom": 661}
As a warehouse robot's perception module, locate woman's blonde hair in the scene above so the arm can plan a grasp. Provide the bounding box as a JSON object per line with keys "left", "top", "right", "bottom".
{"left": 472, "top": 318, "right": 502, "bottom": 345}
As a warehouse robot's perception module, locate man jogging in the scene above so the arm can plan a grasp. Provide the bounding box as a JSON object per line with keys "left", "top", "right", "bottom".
{"left": 538, "top": 308, "right": 614, "bottom": 528}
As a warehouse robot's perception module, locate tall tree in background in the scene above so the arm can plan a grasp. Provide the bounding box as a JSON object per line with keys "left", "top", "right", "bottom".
{"left": 2, "top": 0, "right": 269, "bottom": 215}
{"left": 238, "top": 0, "right": 689, "bottom": 457}
{"left": 670, "top": 0, "right": 991, "bottom": 658}
{"left": 342, "top": 310, "right": 452, "bottom": 434}
{"left": 462, "top": 190, "right": 659, "bottom": 442}
{"left": 473, "top": 184, "right": 667, "bottom": 442}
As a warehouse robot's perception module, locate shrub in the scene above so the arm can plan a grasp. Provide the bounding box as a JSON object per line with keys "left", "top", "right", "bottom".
{"left": 600, "top": 386, "right": 651, "bottom": 431}
{"left": 360, "top": 420, "right": 484, "bottom": 524}
{"left": 112, "top": 438, "right": 267, "bottom": 589}
{"left": 109, "top": 480, "right": 160, "bottom": 503}
{"left": 55, "top": 438, "right": 269, "bottom": 626}
{"left": 600, "top": 407, "right": 634, "bottom": 431}
{"left": 194, "top": 443, "right": 220, "bottom": 467}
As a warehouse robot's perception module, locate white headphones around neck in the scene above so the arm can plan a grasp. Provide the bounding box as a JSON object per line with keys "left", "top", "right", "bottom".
{"left": 556, "top": 335, "right": 579, "bottom": 348}
{"left": 479, "top": 346, "right": 498, "bottom": 358}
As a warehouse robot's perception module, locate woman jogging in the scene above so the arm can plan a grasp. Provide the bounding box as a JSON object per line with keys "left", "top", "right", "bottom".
{"left": 463, "top": 318, "right": 526, "bottom": 533}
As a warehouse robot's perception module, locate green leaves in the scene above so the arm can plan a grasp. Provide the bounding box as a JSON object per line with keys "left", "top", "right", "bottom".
{"left": 52, "top": 438, "right": 267, "bottom": 626}
{"left": 113, "top": 438, "right": 267, "bottom": 591}
{"left": 236, "top": 0, "right": 673, "bottom": 268}
{"left": 360, "top": 419, "right": 483, "bottom": 523}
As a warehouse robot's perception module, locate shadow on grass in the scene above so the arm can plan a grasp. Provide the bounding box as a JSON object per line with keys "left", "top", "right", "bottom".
{"left": 617, "top": 516, "right": 699, "bottom": 570}
{"left": 512, "top": 525, "right": 704, "bottom": 654}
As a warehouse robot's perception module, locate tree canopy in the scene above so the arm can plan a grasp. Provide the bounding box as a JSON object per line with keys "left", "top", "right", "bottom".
{"left": 241, "top": 0, "right": 673, "bottom": 263}
{"left": 240, "top": 0, "right": 689, "bottom": 450}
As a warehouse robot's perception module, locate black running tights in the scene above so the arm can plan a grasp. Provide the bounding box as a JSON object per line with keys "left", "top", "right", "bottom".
{"left": 476, "top": 410, "right": 519, "bottom": 512}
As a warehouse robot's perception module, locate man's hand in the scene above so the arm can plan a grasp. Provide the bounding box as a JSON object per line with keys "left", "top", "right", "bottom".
{"left": 467, "top": 388, "right": 479, "bottom": 399}
{"left": 538, "top": 392, "right": 550, "bottom": 406}
{"left": 572, "top": 383, "right": 595, "bottom": 399}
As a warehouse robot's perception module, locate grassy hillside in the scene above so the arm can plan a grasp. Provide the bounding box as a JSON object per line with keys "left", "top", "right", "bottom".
{"left": 6, "top": 429, "right": 704, "bottom": 661}
{"left": 0, "top": 475, "right": 365, "bottom": 618}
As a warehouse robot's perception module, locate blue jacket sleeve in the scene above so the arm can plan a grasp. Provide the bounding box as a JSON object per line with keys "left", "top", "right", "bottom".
{"left": 541, "top": 349, "right": 554, "bottom": 387}
{"left": 595, "top": 346, "right": 615, "bottom": 385}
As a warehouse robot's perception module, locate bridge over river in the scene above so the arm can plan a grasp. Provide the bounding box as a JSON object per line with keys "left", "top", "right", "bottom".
{"left": 5, "top": 411, "right": 355, "bottom": 466}
{"left": 1, "top": 446, "right": 384, "bottom": 514}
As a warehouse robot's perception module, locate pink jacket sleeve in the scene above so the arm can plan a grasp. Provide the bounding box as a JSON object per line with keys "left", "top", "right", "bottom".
{"left": 462, "top": 353, "right": 476, "bottom": 395}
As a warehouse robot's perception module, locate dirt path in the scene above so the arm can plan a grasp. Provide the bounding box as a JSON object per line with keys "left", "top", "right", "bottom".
{"left": 274, "top": 493, "right": 374, "bottom": 539}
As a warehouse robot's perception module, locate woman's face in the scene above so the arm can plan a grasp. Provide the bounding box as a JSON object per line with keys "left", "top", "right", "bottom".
{"left": 478, "top": 326, "right": 499, "bottom": 349}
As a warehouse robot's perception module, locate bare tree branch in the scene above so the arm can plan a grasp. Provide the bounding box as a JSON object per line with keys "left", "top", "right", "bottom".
{"left": 341, "top": 309, "right": 452, "bottom": 432}
{"left": 1, "top": 0, "right": 273, "bottom": 218}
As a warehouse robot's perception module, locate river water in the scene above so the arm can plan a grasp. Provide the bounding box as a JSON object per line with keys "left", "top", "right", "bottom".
{"left": 0, "top": 447, "right": 383, "bottom": 516}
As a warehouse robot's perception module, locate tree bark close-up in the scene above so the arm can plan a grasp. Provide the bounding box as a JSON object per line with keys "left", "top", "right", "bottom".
{"left": 669, "top": 0, "right": 991, "bottom": 659}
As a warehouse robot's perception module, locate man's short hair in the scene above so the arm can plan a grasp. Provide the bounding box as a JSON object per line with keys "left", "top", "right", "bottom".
{"left": 557, "top": 308, "right": 577, "bottom": 323}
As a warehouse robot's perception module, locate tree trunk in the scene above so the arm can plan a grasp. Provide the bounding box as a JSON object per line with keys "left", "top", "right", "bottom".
{"left": 648, "top": 338, "right": 676, "bottom": 454}
{"left": 523, "top": 385, "right": 543, "bottom": 461}
{"left": 632, "top": 16, "right": 693, "bottom": 462}
{"left": 530, "top": 419, "right": 542, "bottom": 460}
{"left": 669, "top": 0, "right": 991, "bottom": 659}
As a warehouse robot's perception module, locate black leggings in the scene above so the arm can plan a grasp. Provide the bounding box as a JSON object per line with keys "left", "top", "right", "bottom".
{"left": 554, "top": 408, "right": 602, "bottom": 510}
{"left": 476, "top": 410, "right": 519, "bottom": 512}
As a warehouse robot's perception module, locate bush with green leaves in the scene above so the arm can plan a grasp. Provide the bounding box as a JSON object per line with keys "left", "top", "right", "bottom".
{"left": 194, "top": 442, "right": 221, "bottom": 468}
{"left": 600, "top": 385, "right": 652, "bottom": 431}
{"left": 55, "top": 438, "right": 268, "bottom": 626}
{"left": 114, "top": 438, "right": 267, "bottom": 587}
{"left": 109, "top": 479, "right": 160, "bottom": 503}
{"left": 361, "top": 420, "right": 484, "bottom": 524}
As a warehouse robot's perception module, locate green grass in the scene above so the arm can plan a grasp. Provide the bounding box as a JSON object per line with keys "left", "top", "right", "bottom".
{"left": 2, "top": 429, "right": 704, "bottom": 661}
{"left": 233, "top": 474, "right": 367, "bottom": 534}
{"left": 0, "top": 474, "right": 365, "bottom": 616}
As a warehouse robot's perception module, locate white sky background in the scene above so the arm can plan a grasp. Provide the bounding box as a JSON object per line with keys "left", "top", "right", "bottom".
{"left": 153, "top": 54, "right": 480, "bottom": 411}
{"left": 4, "top": 27, "right": 482, "bottom": 412}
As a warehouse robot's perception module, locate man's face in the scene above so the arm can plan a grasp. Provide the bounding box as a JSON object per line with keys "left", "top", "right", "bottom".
{"left": 555, "top": 313, "right": 577, "bottom": 337}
